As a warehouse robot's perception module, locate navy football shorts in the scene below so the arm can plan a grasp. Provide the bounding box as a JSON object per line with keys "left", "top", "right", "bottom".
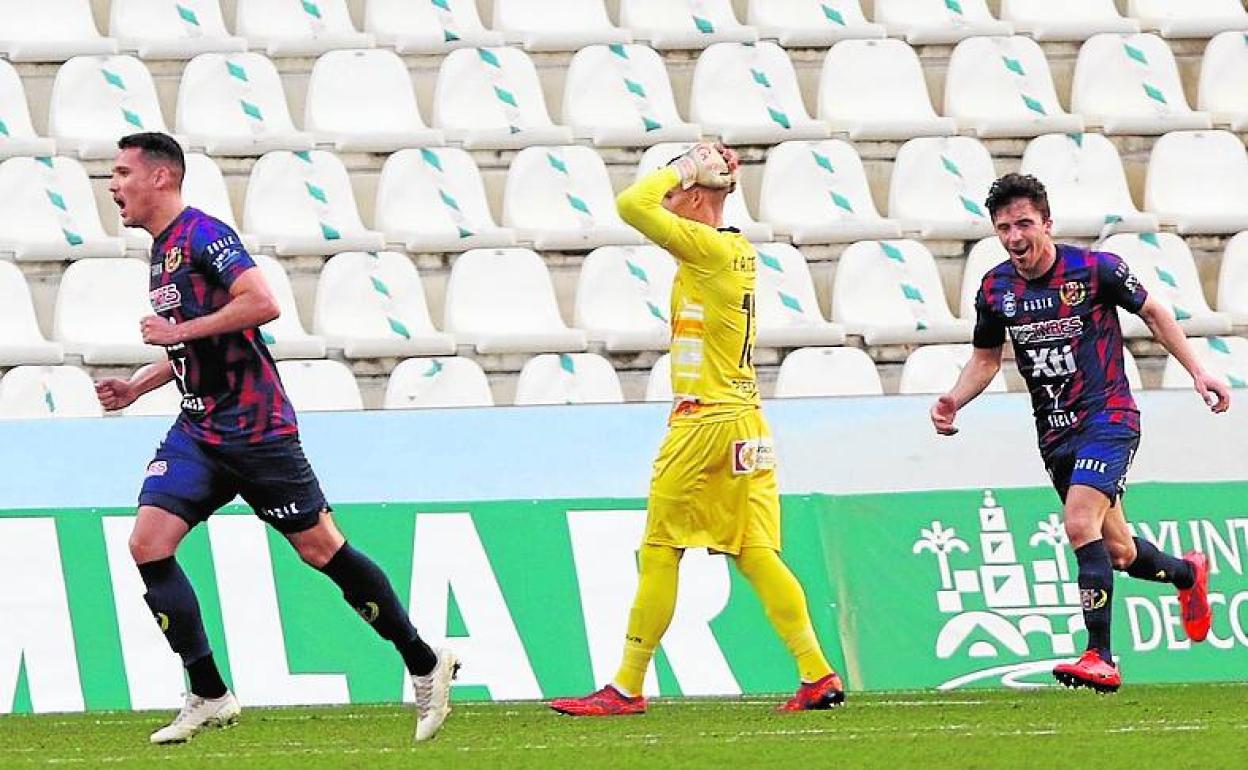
{"left": 139, "top": 427, "right": 329, "bottom": 534}
{"left": 1042, "top": 417, "right": 1140, "bottom": 505}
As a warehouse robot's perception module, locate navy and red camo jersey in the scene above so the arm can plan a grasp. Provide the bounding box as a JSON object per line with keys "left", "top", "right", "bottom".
{"left": 148, "top": 207, "right": 297, "bottom": 446}
{"left": 973, "top": 244, "right": 1149, "bottom": 451}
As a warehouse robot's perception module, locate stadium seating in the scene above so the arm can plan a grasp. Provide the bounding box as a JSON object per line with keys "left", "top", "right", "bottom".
{"left": 958, "top": 237, "right": 1007, "bottom": 319}
{"left": 383, "top": 357, "right": 495, "bottom": 409}
{"left": 944, "top": 36, "right": 1084, "bottom": 138}
{"left": 502, "top": 146, "right": 642, "bottom": 250}
{"left": 0, "top": 261, "right": 63, "bottom": 365}
{"left": 620, "top": 0, "right": 758, "bottom": 49}
{"left": 645, "top": 353, "right": 672, "bottom": 401}
{"left": 235, "top": 0, "right": 373, "bottom": 57}
{"left": 816, "top": 38, "right": 957, "bottom": 141}
{"left": 562, "top": 44, "right": 701, "bottom": 147}
{"left": 275, "top": 359, "right": 363, "bottom": 411}
{"left": 251, "top": 254, "right": 327, "bottom": 359}
{"left": 888, "top": 136, "right": 996, "bottom": 239}
{"left": 53, "top": 258, "right": 163, "bottom": 365}
{"left": 690, "top": 42, "right": 829, "bottom": 144}
{"left": 312, "top": 251, "right": 455, "bottom": 359}
{"left": 753, "top": 242, "right": 846, "bottom": 347}
{"left": 124, "top": 380, "right": 182, "bottom": 416}
{"left": 773, "top": 346, "right": 884, "bottom": 397}
{"left": 0, "top": 365, "right": 102, "bottom": 419}
{"left": 442, "top": 248, "right": 588, "bottom": 354}
{"left": 363, "top": 0, "right": 503, "bottom": 54}
{"left": 574, "top": 245, "right": 675, "bottom": 353}
{"left": 1216, "top": 231, "right": 1248, "bottom": 324}
{"left": 1162, "top": 336, "right": 1248, "bottom": 390}
{"left": 513, "top": 353, "right": 624, "bottom": 405}
{"left": 0, "top": 155, "right": 125, "bottom": 261}
{"left": 873, "top": 0, "right": 1012, "bottom": 45}
{"left": 110, "top": 0, "right": 245, "bottom": 60}
{"left": 304, "top": 49, "right": 444, "bottom": 153}
{"left": 1072, "top": 33, "right": 1213, "bottom": 135}
{"left": 1199, "top": 31, "right": 1248, "bottom": 131}
{"left": 747, "top": 0, "right": 886, "bottom": 47}
{"left": 0, "top": 0, "right": 117, "bottom": 61}
{"left": 1020, "top": 133, "right": 1159, "bottom": 237}
{"left": 1101, "top": 232, "right": 1233, "bottom": 338}
{"left": 176, "top": 53, "right": 314, "bottom": 156}
{"left": 49, "top": 55, "right": 173, "bottom": 159}
{"left": 0, "top": 60, "right": 57, "bottom": 159}
{"left": 759, "top": 139, "right": 902, "bottom": 244}
{"left": 1127, "top": 0, "right": 1248, "bottom": 40}
{"left": 999, "top": 0, "right": 1139, "bottom": 42}
{"left": 493, "top": 0, "right": 631, "bottom": 51}
{"left": 832, "top": 240, "right": 974, "bottom": 345}
{"left": 898, "top": 343, "right": 1008, "bottom": 394}
{"left": 432, "top": 46, "right": 574, "bottom": 149}
{"left": 242, "top": 150, "right": 384, "bottom": 256}
{"left": 374, "top": 148, "right": 516, "bottom": 253}
{"left": 1122, "top": 347, "right": 1145, "bottom": 390}
{"left": 1144, "top": 130, "right": 1248, "bottom": 235}
{"left": 636, "top": 143, "right": 772, "bottom": 242}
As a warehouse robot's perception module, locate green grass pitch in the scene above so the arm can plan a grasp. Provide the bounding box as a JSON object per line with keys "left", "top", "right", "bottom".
{"left": 3, "top": 685, "right": 1246, "bottom": 769}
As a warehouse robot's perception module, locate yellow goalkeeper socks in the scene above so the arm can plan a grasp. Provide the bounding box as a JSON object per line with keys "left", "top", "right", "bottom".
{"left": 736, "top": 547, "right": 834, "bottom": 683}
{"left": 613, "top": 544, "right": 683, "bottom": 697}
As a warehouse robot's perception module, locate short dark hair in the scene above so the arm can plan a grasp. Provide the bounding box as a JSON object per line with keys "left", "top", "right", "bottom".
{"left": 985, "top": 173, "right": 1050, "bottom": 221}
{"left": 117, "top": 132, "right": 185, "bottom": 181}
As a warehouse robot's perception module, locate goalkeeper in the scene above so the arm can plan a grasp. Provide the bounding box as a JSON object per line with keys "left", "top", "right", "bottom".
{"left": 551, "top": 142, "right": 845, "bottom": 715}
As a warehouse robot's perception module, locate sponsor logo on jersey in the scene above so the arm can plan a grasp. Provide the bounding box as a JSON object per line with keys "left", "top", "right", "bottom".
{"left": 1114, "top": 261, "right": 1142, "bottom": 294}
{"left": 1002, "top": 291, "right": 1016, "bottom": 318}
{"left": 1059, "top": 281, "right": 1087, "bottom": 307}
{"left": 732, "top": 437, "right": 776, "bottom": 475}
{"left": 1022, "top": 296, "right": 1055, "bottom": 312}
{"left": 163, "top": 245, "right": 183, "bottom": 273}
{"left": 1007, "top": 316, "right": 1084, "bottom": 345}
{"left": 149, "top": 283, "right": 182, "bottom": 313}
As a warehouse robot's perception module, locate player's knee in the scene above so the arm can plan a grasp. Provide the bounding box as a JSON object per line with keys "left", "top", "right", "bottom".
{"left": 129, "top": 533, "right": 174, "bottom": 564}
{"left": 1109, "top": 540, "right": 1137, "bottom": 570}
{"left": 294, "top": 540, "right": 337, "bottom": 568}
{"left": 1062, "top": 514, "right": 1099, "bottom": 549}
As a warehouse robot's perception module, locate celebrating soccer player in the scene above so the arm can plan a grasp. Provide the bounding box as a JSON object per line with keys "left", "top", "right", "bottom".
{"left": 550, "top": 142, "right": 844, "bottom": 715}
{"left": 96, "top": 132, "right": 457, "bottom": 743}
{"left": 930, "top": 173, "right": 1230, "bottom": 692}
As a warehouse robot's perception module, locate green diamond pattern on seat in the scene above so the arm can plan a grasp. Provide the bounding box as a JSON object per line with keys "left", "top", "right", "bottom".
{"left": 301, "top": 0, "right": 322, "bottom": 20}
{"left": 1209, "top": 337, "right": 1231, "bottom": 355}
{"left": 959, "top": 196, "right": 985, "bottom": 217}
{"left": 1003, "top": 57, "right": 1024, "bottom": 76}
{"left": 0, "top": 119, "right": 8, "bottom": 137}
{"left": 1230, "top": 374, "right": 1247, "bottom": 389}
{"left": 821, "top": 5, "right": 845, "bottom": 25}
{"left": 1104, "top": 214, "right": 1123, "bottom": 225}
{"left": 305, "top": 182, "right": 327, "bottom": 204}
{"left": 880, "top": 241, "right": 904, "bottom": 262}
{"left": 176, "top": 3, "right": 199, "bottom": 25}
{"left": 478, "top": 48, "right": 501, "bottom": 68}
{"left": 226, "top": 60, "right": 248, "bottom": 81}
{"left": 901, "top": 283, "right": 924, "bottom": 302}
{"left": 812, "top": 151, "right": 834, "bottom": 174}
{"left": 319, "top": 222, "right": 341, "bottom": 240}
{"left": 830, "top": 191, "right": 853, "bottom": 212}
{"left": 457, "top": 226, "right": 474, "bottom": 238}
{"left": 559, "top": 353, "right": 576, "bottom": 374}
{"left": 916, "top": 319, "right": 929, "bottom": 331}
{"left": 1154, "top": 267, "right": 1177, "bottom": 289}
{"left": 767, "top": 107, "right": 791, "bottom": 129}
{"left": 1142, "top": 83, "right": 1167, "bottom": 104}
{"left": 240, "top": 100, "right": 262, "bottom": 121}
{"left": 647, "top": 301, "right": 666, "bottom": 322}
{"left": 642, "top": 116, "right": 662, "bottom": 132}
{"left": 1139, "top": 232, "right": 1160, "bottom": 248}
{"left": 750, "top": 69, "right": 771, "bottom": 88}
{"left": 62, "top": 229, "right": 83, "bottom": 246}
{"left": 624, "top": 78, "right": 646, "bottom": 98}
{"left": 45, "top": 190, "right": 66, "bottom": 211}
{"left": 420, "top": 148, "right": 443, "bottom": 170}
{"left": 1124, "top": 44, "right": 1147, "bottom": 65}
{"left": 369, "top": 275, "right": 391, "bottom": 297}
{"left": 35, "top": 156, "right": 53, "bottom": 168}
{"left": 438, "top": 189, "right": 461, "bottom": 211}
{"left": 260, "top": 330, "right": 276, "bottom": 345}
{"left": 294, "top": 150, "right": 312, "bottom": 163}
{"left": 758, "top": 251, "right": 782, "bottom": 272}
{"left": 122, "top": 109, "right": 144, "bottom": 129}
{"left": 387, "top": 317, "right": 411, "bottom": 339}
{"left": 609, "top": 43, "right": 628, "bottom": 59}
{"left": 101, "top": 69, "right": 125, "bottom": 89}
{"left": 443, "top": 29, "right": 460, "bottom": 42}
{"left": 1021, "top": 94, "right": 1047, "bottom": 115}
{"left": 493, "top": 86, "right": 518, "bottom": 107}
{"left": 944, "top": 0, "right": 963, "bottom": 14}
{"left": 546, "top": 153, "right": 568, "bottom": 174}
{"left": 940, "top": 155, "right": 961, "bottom": 178}
{"left": 692, "top": 15, "right": 714, "bottom": 34}
{"left": 1066, "top": 132, "right": 1084, "bottom": 147}
{"left": 1172, "top": 305, "right": 1191, "bottom": 321}
{"left": 779, "top": 291, "right": 802, "bottom": 313}
{"left": 432, "top": 0, "right": 450, "bottom": 10}
{"left": 43, "top": 386, "right": 55, "bottom": 414}
{"left": 423, "top": 359, "right": 444, "bottom": 377}
{"left": 625, "top": 260, "right": 649, "bottom": 283}
{"left": 567, "top": 194, "right": 590, "bottom": 215}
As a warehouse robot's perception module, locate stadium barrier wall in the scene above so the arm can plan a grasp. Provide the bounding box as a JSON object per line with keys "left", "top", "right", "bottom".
{"left": 2, "top": 393, "right": 1245, "bottom": 713}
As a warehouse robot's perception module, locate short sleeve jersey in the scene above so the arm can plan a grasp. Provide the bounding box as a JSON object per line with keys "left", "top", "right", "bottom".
{"left": 973, "top": 244, "right": 1148, "bottom": 450}
{"left": 149, "top": 207, "right": 297, "bottom": 445}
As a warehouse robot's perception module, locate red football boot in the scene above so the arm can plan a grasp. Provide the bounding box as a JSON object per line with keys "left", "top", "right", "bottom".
{"left": 1178, "top": 550, "right": 1212, "bottom": 643}
{"left": 1052, "top": 650, "right": 1121, "bottom": 693}
{"left": 778, "top": 673, "right": 846, "bottom": 711}
{"left": 550, "top": 685, "right": 646, "bottom": 717}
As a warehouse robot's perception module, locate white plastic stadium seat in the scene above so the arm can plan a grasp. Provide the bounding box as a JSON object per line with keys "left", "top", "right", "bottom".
{"left": 312, "top": 251, "right": 455, "bottom": 359}
{"left": 621, "top": 0, "right": 758, "bottom": 49}
{"left": 945, "top": 36, "right": 1084, "bottom": 138}
{"left": 432, "top": 47, "right": 574, "bottom": 150}
{"left": 0, "top": 0, "right": 118, "bottom": 62}
{"left": 574, "top": 245, "right": 675, "bottom": 352}
{"left": 375, "top": 148, "right": 516, "bottom": 253}
{"left": 1102, "top": 232, "right": 1233, "bottom": 338}
{"left": 251, "top": 254, "right": 326, "bottom": 359}
{"left": 1162, "top": 336, "right": 1248, "bottom": 390}
{"left": 0, "top": 262, "right": 63, "bottom": 365}
{"left": 305, "top": 49, "right": 444, "bottom": 153}
{"left": 502, "top": 146, "right": 643, "bottom": 250}
{"left": 1144, "top": 130, "right": 1248, "bottom": 235}
{"left": 177, "top": 53, "right": 315, "bottom": 156}
{"left": 753, "top": 243, "right": 846, "bottom": 347}
{"left": 53, "top": 258, "right": 163, "bottom": 364}
{"left": 276, "top": 360, "right": 363, "bottom": 412}
{"left": 0, "top": 61, "right": 57, "bottom": 159}
{"left": 1122, "top": 347, "right": 1144, "bottom": 391}
{"left": 1128, "top": 0, "right": 1248, "bottom": 39}
{"left": 689, "top": 42, "right": 829, "bottom": 144}
{"left": 110, "top": 0, "right": 245, "bottom": 60}
{"left": 1000, "top": 0, "right": 1138, "bottom": 42}
{"left": 494, "top": 0, "right": 630, "bottom": 51}
{"left": 888, "top": 136, "right": 996, "bottom": 240}
{"left": 958, "top": 237, "right": 1008, "bottom": 320}
{"left": 899, "top": 344, "right": 1008, "bottom": 394}
{"left": 124, "top": 380, "right": 183, "bottom": 415}
{"left": 1217, "top": 231, "right": 1248, "bottom": 324}
{"left": 774, "top": 346, "right": 883, "bottom": 397}
{"left": 1199, "top": 31, "right": 1248, "bottom": 131}
{"left": 833, "top": 240, "right": 974, "bottom": 345}
{"left": 562, "top": 44, "right": 701, "bottom": 148}
{"left": 364, "top": 0, "right": 503, "bottom": 54}
{"left": 759, "top": 140, "right": 902, "bottom": 244}
{"left": 817, "top": 39, "right": 957, "bottom": 141}
{"left": 645, "top": 353, "right": 672, "bottom": 401}
{"left": 443, "top": 248, "right": 588, "bottom": 355}
{"left": 874, "top": 0, "right": 1012, "bottom": 45}
{"left": 384, "top": 357, "right": 494, "bottom": 409}
{"left": 236, "top": 0, "right": 373, "bottom": 57}
{"left": 243, "top": 150, "right": 385, "bottom": 256}
{"left": 1072, "top": 33, "right": 1213, "bottom": 135}
{"left": 514, "top": 353, "right": 624, "bottom": 405}
{"left": 0, "top": 365, "right": 102, "bottom": 419}
{"left": 0, "top": 156, "right": 125, "bottom": 261}
{"left": 748, "top": 0, "right": 885, "bottom": 47}
{"left": 636, "top": 143, "right": 772, "bottom": 242}
{"left": 49, "top": 55, "right": 174, "bottom": 159}
{"left": 1020, "top": 133, "right": 1159, "bottom": 237}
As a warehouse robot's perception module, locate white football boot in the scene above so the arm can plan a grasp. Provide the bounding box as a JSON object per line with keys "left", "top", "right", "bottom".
{"left": 149, "top": 691, "right": 241, "bottom": 744}
{"left": 413, "top": 648, "right": 459, "bottom": 742}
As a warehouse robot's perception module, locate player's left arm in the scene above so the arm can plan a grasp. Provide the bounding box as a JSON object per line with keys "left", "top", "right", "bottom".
{"left": 1138, "top": 296, "right": 1231, "bottom": 413}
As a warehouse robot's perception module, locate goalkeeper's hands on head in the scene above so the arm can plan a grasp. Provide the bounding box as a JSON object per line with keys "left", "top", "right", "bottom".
{"left": 670, "top": 141, "right": 738, "bottom": 191}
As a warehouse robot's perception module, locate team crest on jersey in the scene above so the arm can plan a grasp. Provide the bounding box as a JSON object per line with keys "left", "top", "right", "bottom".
{"left": 732, "top": 438, "right": 776, "bottom": 475}
{"left": 1002, "top": 291, "right": 1017, "bottom": 318}
{"left": 1059, "top": 281, "right": 1087, "bottom": 307}
{"left": 163, "top": 246, "right": 183, "bottom": 273}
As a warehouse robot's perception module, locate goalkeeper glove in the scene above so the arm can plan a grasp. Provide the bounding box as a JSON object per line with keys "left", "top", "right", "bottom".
{"left": 670, "top": 142, "right": 737, "bottom": 191}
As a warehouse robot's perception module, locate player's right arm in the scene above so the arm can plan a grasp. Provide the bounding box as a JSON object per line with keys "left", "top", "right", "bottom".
{"left": 95, "top": 361, "right": 175, "bottom": 411}
{"left": 932, "top": 285, "right": 1005, "bottom": 435}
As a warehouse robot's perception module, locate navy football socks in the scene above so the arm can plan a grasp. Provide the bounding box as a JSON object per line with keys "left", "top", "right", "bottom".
{"left": 1124, "top": 537, "right": 1195, "bottom": 589}
{"left": 1075, "top": 540, "right": 1115, "bottom": 664}
{"left": 137, "top": 556, "right": 227, "bottom": 698}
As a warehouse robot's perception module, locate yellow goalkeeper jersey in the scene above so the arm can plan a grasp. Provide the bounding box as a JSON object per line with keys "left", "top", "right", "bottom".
{"left": 617, "top": 166, "right": 760, "bottom": 424}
